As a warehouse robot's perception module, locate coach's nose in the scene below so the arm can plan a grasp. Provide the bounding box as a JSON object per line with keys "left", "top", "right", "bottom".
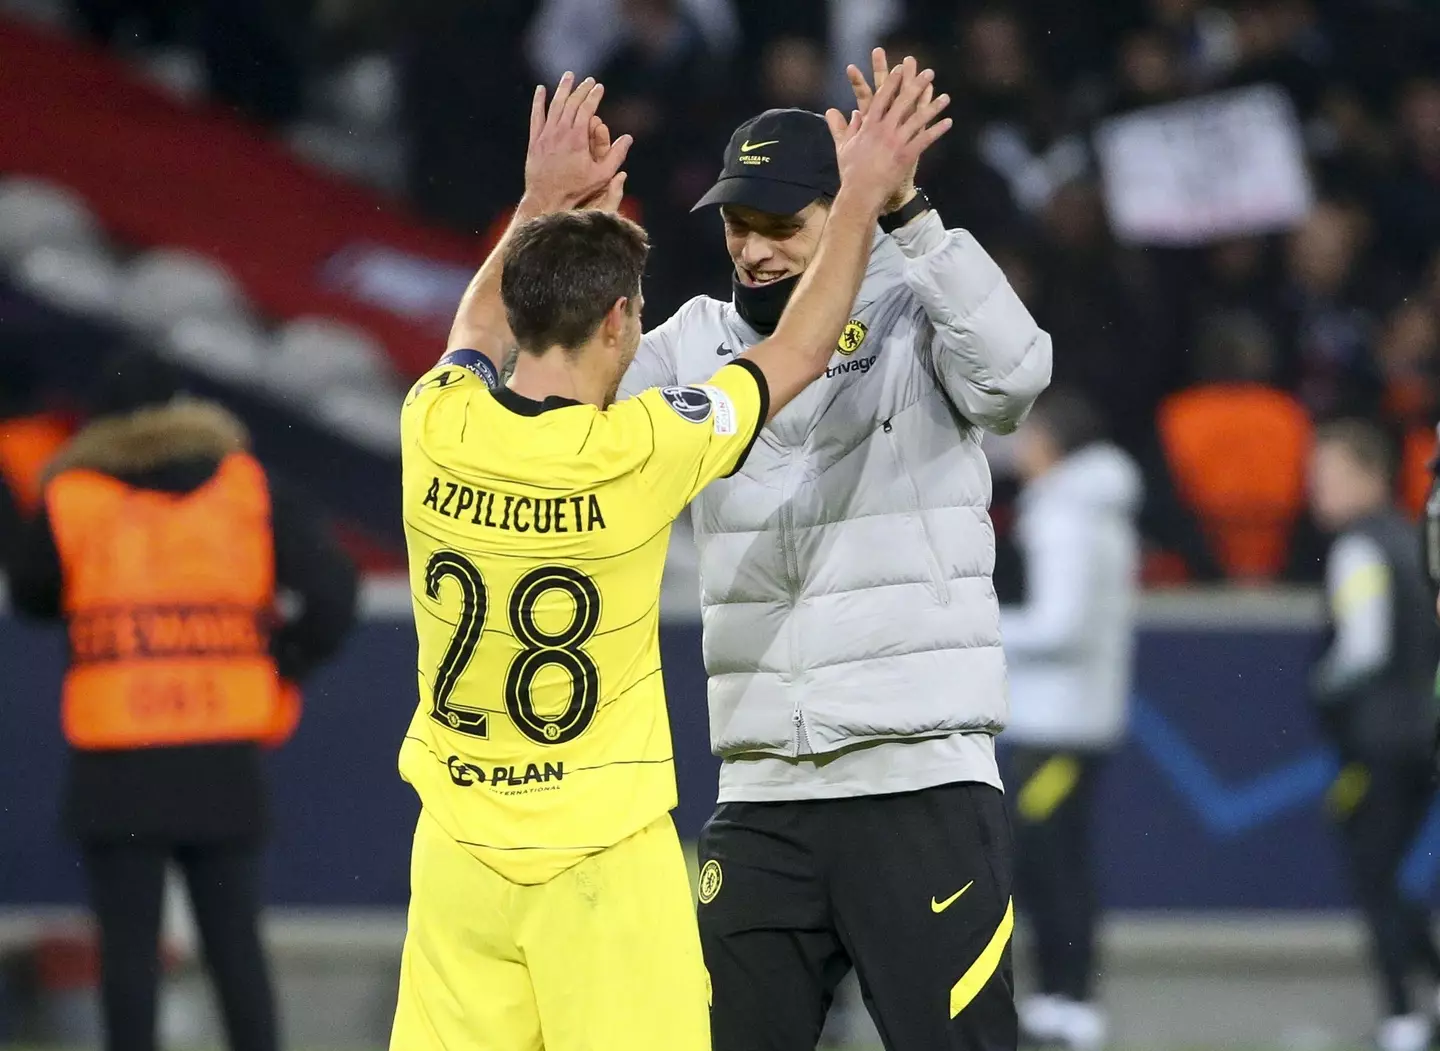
{"left": 738, "top": 231, "right": 776, "bottom": 269}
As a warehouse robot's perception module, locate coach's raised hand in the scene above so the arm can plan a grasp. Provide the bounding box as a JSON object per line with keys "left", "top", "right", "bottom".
{"left": 847, "top": 49, "right": 938, "bottom": 214}
{"left": 826, "top": 61, "right": 951, "bottom": 216}
{"left": 524, "top": 73, "right": 632, "bottom": 215}
{"left": 737, "top": 66, "right": 951, "bottom": 417}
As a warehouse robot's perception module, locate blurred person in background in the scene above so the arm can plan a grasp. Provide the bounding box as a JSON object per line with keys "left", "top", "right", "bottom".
{"left": 398, "top": 0, "right": 538, "bottom": 233}
{"left": 1374, "top": 301, "right": 1440, "bottom": 517}
{"left": 1280, "top": 199, "right": 1385, "bottom": 419}
{"left": 1000, "top": 389, "right": 1141, "bottom": 1051}
{"left": 956, "top": 7, "right": 1085, "bottom": 220}
{"left": 620, "top": 47, "right": 1049, "bottom": 1051}
{"left": 7, "top": 350, "right": 359, "bottom": 1051}
{"left": 1157, "top": 310, "right": 1312, "bottom": 581}
{"left": 1376, "top": 77, "right": 1440, "bottom": 279}
{"left": 1033, "top": 178, "right": 1180, "bottom": 458}
{"left": 1309, "top": 419, "right": 1440, "bottom": 1051}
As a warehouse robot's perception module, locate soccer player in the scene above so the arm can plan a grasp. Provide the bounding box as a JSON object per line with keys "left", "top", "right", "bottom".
{"left": 388, "top": 67, "right": 952, "bottom": 1051}
{"left": 617, "top": 49, "right": 1051, "bottom": 1050}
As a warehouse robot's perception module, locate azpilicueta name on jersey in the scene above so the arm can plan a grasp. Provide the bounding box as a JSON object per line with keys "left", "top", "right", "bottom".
{"left": 421, "top": 477, "right": 607, "bottom": 534}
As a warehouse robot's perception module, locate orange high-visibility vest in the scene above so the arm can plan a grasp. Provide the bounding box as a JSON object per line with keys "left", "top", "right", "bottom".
{"left": 0, "top": 413, "right": 72, "bottom": 513}
{"left": 47, "top": 452, "right": 284, "bottom": 750}
{"left": 1159, "top": 384, "right": 1312, "bottom": 581}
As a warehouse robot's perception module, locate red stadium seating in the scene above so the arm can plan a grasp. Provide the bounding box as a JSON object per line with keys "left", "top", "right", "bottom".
{"left": 0, "top": 18, "right": 485, "bottom": 378}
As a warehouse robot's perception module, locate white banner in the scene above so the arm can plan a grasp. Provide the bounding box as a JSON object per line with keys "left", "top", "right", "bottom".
{"left": 1095, "top": 84, "right": 1314, "bottom": 246}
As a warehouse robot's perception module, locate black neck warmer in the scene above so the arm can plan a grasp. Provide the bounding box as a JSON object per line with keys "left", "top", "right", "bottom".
{"left": 731, "top": 271, "right": 802, "bottom": 336}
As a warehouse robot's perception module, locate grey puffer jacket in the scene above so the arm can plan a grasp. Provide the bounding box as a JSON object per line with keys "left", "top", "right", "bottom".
{"left": 620, "top": 212, "right": 1052, "bottom": 766}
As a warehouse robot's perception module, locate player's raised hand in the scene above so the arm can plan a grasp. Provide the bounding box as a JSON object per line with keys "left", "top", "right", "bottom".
{"left": 846, "top": 49, "right": 938, "bottom": 214}
{"left": 826, "top": 63, "right": 951, "bottom": 217}
{"left": 524, "top": 72, "right": 633, "bottom": 213}
{"left": 575, "top": 115, "right": 628, "bottom": 213}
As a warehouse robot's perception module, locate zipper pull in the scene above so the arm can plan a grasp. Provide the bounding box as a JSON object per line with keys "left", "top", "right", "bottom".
{"left": 792, "top": 710, "right": 803, "bottom": 725}
{"left": 882, "top": 419, "right": 893, "bottom": 433}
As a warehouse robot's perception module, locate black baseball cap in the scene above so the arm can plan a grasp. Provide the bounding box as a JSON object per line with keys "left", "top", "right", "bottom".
{"left": 692, "top": 108, "right": 840, "bottom": 216}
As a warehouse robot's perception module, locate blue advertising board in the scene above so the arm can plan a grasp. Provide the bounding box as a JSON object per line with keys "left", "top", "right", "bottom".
{"left": 1, "top": 609, "right": 1433, "bottom": 910}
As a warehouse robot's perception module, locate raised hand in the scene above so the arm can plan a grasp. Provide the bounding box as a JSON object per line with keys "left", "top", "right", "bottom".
{"left": 576, "top": 115, "right": 628, "bottom": 213}
{"left": 846, "top": 49, "right": 937, "bottom": 214}
{"left": 826, "top": 63, "right": 952, "bottom": 217}
{"left": 524, "top": 73, "right": 633, "bottom": 214}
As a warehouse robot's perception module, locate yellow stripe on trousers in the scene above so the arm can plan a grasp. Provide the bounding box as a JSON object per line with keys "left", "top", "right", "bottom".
{"left": 949, "top": 897, "right": 1015, "bottom": 1019}
{"left": 1017, "top": 756, "right": 1080, "bottom": 822}
{"left": 1326, "top": 762, "right": 1370, "bottom": 818}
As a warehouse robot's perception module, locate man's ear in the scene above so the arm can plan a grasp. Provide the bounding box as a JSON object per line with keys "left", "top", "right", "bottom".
{"left": 602, "top": 297, "right": 630, "bottom": 343}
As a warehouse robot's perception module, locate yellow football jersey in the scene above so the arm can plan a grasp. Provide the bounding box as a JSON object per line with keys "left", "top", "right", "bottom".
{"left": 398, "top": 349, "right": 767, "bottom": 884}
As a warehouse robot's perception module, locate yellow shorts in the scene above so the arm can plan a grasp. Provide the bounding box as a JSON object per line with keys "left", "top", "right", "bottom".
{"left": 389, "top": 809, "right": 709, "bottom": 1051}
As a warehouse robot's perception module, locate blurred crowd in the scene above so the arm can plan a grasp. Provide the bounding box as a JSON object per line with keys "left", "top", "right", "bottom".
{"left": 8, "top": 0, "right": 1440, "bottom": 584}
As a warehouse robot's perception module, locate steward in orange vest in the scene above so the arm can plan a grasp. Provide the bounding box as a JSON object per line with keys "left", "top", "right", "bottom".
{"left": 10, "top": 393, "right": 357, "bottom": 840}
{"left": 9, "top": 377, "right": 358, "bottom": 1051}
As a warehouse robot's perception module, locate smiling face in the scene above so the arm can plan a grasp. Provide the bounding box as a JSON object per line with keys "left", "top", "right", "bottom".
{"left": 721, "top": 200, "right": 830, "bottom": 288}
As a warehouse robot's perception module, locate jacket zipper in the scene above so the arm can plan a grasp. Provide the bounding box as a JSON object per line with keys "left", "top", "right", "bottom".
{"left": 793, "top": 707, "right": 813, "bottom": 754}
{"left": 779, "top": 449, "right": 807, "bottom": 754}
{"left": 882, "top": 419, "right": 951, "bottom": 606}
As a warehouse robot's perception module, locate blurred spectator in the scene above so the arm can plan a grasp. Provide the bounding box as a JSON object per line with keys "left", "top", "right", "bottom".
{"left": 397, "top": 0, "right": 538, "bottom": 233}
{"left": 960, "top": 8, "right": 1088, "bottom": 218}
{"left": 1105, "top": 27, "right": 1184, "bottom": 114}
{"left": 599, "top": 0, "right": 714, "bottom": 143}
{"left": 1002, "top": 388, "right": 1141, "bottom": 1051}
{"left": 1308, "top": 418, "right": 1440, "bottom": 1051}
{"left": 8, "top": 351, "right": 359, "bottom": 1051}
{"left": 1145, "top": 0, "right": 1242, "bottom": 89}
{"left": 1279, "top": 199, "right": 1383, "bottom": 417}
{"left": 597, "top": 0, "right": 728, "bottom": 315}
{"left": 1309, "top": 87, "right": 1392, "bottom": 203}
{"left": 1376, "top": 78, "right": 1440, "bottom": 279}
{"left": 1181, "top": 236, "right": 1283, "bottom": 349}
{"left": 756, "top": 35, "right": 829, "bottom": 111}
{"left": 1158, "top": 310, "right": 1312, "bottom": 581}
{"left": 1224, "top": 0, "right": 1332, "bottom": 119}
{"left": 1375, "top": 302, "right": 1440, "bottom": 517}
{"left": 1032, "top": 180, "right": 1180, "bottom": 454}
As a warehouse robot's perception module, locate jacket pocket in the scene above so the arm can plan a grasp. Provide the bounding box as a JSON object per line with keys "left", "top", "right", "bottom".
{"left": 881, "top": 419, "right": 951, "bottom": 606}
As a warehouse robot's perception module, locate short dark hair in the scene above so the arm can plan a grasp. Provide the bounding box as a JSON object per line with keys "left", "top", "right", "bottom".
{"left": 500, "top": 211, "right": 649, "bottom": 354}
{"left": 1027, "top": 386, "right": 1108, "bottom": 455}
{"left": 1315, "top": 418, "right": 1395, "bottom": 485}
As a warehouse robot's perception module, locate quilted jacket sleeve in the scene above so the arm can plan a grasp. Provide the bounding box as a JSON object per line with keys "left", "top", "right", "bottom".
{"left": 893, "top": 211, "right": 1052, "bottom": 434}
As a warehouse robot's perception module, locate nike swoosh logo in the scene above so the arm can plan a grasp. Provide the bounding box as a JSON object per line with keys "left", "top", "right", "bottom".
{"left": 931, "top": 881, "right": 974, "bottom": 914}
{"left": 739, "top": 139, "right": 779, "bottom": 153}
{"left": 716, "top": 344, "right": 734, "bottom": 356}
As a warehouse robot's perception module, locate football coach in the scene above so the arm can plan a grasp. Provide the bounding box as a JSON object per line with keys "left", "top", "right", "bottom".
{"left": 618, "top": 49, "right": 1053, "bottom": 1051}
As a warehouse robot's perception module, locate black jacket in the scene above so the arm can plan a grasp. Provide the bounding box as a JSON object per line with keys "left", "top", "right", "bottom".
{"left": 8, "top": 400, "right": 360, "bottom": 843}
{"left": 1315, "top": 509, "right": 1439, "bottom": 763}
